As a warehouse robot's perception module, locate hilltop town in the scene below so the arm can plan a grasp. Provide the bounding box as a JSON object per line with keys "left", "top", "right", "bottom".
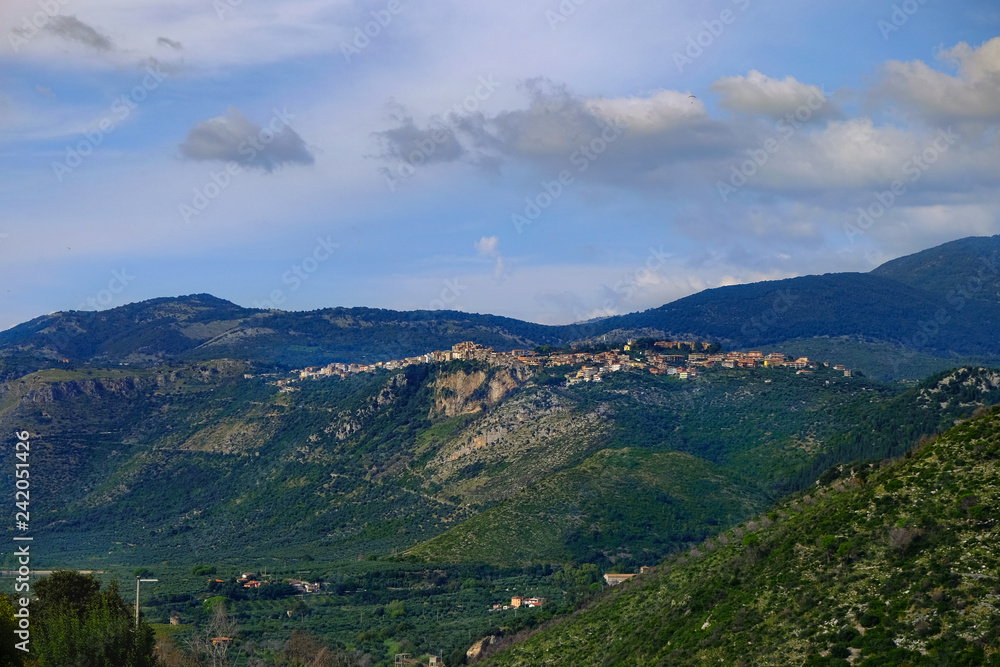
{"left": 284, "top": 339, "right": 854, "bottom": 387}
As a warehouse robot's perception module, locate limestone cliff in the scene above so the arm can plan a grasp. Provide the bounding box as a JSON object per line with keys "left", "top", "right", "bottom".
{"left": 430, "top": 365, "right": 533, "bottom": 418}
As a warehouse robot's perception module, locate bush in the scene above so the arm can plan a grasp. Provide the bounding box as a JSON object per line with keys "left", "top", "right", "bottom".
{"left": 860, "top": 612, "right": 881, "bottom": 628}
{"left": 836, "top": 626, "right": 859, "bottom": 644}
{"left": 830, "top": 643, "right": 851, "bottom": 658}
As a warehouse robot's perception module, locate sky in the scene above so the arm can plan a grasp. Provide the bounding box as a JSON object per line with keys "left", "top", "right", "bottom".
{"left": 1, "top": 0, "right": 999, "bottom": 331}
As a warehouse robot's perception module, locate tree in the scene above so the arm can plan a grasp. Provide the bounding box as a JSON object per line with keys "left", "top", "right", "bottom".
{"left": 888, "top": 525, "right": 919, "bottom": 554}
{"left": 32, "top": 570, "right": 100, "bottom": 619}
{"left": 284, "top": 630, "right": 339, "bottom": 666}
{"left": 958, "top": 494, "right": 982, "bottom": 520}
{"left": 742, "top": 533, "right": 761, "bottom": 565}
{"left": 0, "top": 595, "right": 25, "bottom": 667}
{"left": 30, "top": 571, "right": 156, "bottom": 667}
{"left": 818, "top": 535, "right": 837, "bottom": 563}
{"left": 188, "top": 603, "right": 240, "bottom": 667}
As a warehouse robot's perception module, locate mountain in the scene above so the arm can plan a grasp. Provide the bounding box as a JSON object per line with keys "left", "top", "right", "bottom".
{"left": 4, "top": 236, "right": 1000, "bottom": 381}
{"left": 5, "top": 350, "right": 999, "bottom": 572}
{"left": 400, "top": 365, "right": 1000, "bottom": 568}
{"left": 870, "top": 234, "right": 1000, "bottom": 302}
{"left": 0, "top": 294, "right": 563, "bottom": 372}
{"left": 479, "top": 403, "right": 1000, "bottom": 666}
{"left": 613, "top": 271, "right": 1000, "bottom": 354}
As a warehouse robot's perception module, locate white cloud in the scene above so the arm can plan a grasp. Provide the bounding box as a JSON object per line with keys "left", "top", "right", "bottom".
{"left": 585, "top": 89, "right": 706, "bottom": 133}
{"left": 877, "top": 37, "right": 1000, "bottom": 122}
{"left": 711, "top": 70, "right": 837, "bottom": 119}
{"left": 475, "top": 236, "right": 499, "bottom": 257}
{"left": 474, "top": 236, "right": 507, "bottom": 281}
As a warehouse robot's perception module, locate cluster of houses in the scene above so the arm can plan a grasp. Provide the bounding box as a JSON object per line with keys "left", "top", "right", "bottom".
{"left": 490, "top": 595, "right": 547, "bottom": 611}
{"left": 286, "top": 340, "right": 853, "bottom": 388}
{"left": 658, "top": 350, "right": 852, "bottom": 377}
{"left": 215, "top": 572, "right": 321, "bottom": 594}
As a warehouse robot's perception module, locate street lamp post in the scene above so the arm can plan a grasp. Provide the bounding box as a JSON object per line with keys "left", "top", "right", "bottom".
{"left": 135, "top": 577, "right": 158, "bottom": 627}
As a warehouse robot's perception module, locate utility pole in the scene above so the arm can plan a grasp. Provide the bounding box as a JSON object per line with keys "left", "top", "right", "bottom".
{"left": 135, "top": 577, "right": 158, "bottom": 627}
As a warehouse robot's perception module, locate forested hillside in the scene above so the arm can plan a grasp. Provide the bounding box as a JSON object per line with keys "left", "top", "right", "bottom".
{"left": 481, "top": 404, "right": 1000, "bottom": 666}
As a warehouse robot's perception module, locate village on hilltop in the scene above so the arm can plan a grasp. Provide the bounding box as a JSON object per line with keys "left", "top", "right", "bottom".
{"left": 282, "top": 339, "right": 853, "bottom": 389}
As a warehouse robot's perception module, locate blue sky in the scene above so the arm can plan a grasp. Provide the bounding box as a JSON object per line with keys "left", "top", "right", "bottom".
{"left": 1, "top": 0, "right": 999, "bottom": 330}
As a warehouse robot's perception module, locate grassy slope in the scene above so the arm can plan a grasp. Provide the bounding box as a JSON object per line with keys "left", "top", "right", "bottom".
{"left": 481, "top": 406, "right": 1000, "bottom": 666}
{"left": 407, "top": 448, "right": 769, "bottom": 566}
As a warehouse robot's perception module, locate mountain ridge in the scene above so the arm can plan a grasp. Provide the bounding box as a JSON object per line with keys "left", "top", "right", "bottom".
{"left": 2, "top": 235, "right": 999, "bottom": 379}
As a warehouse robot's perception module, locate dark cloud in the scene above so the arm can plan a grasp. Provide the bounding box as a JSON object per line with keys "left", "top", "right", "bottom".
{"left": 179, "top": 107, "right": 314, "bottom": 172}
{"left": 373, "top": 78, "right": 740, "bottom": 186}
{"left": 42, "top": 16, "right": 113, "bottom": 51}
{"left": 371, "top": 108, "right": 465, "bottom": 165}
{"left": 157, "top": 37, "right": 183, "bottom": 51}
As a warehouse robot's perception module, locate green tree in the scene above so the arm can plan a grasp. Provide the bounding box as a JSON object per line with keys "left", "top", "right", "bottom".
{"left": 32, "top": 570, "right": 100, "bottom": 619}
{"left": 30, "top": 572, "right": 156, "bottom": 667}
{"left": 1, "top": 595, "right": 25, "bottom": 667}
{"left": 742, "top": 533, "right": 761, "bottom": 564}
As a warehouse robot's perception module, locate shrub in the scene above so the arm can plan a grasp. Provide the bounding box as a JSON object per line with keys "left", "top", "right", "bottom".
{"left": 830, "top": 643, "right": 851, "bottom": 658}
{"left": 860, "top": 612, "right": 881, "bottom": 628}
{"left": 836, "top": 626, "right": 859, "bottom": 643}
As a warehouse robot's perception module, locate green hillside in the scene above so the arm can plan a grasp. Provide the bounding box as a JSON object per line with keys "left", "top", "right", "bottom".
{"left": 405, "top": 366, "right": 1000, "bottom": 570}
{"left": 3, "top": 353, "right": 1000, "bottom": 572}
{"left": 480, "top": 405, "right": 1000, "bottom": 666}
{"left": 407, "top": 448, "right": 769, "bottom": 566}
{"left": 870, "top": 234, "right": 1000, "bottom": 303}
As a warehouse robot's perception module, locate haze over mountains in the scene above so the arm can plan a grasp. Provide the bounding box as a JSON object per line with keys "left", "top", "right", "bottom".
{"left": 2, "top": 235, "right": 999, "bottom": 380}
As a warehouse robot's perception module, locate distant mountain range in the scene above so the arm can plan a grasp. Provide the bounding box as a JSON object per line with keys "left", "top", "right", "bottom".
{"left": 2, "top": 235, "right": 999, "bottom": 379}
